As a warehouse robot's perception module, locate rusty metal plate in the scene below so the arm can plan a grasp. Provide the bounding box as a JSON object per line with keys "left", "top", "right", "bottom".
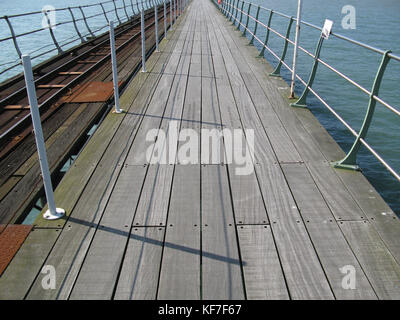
{"left": 0, "top": 224, "right": 32, "bottom": 275}
{"left": 62, "top": 81, "right": 120, "bottom": 103}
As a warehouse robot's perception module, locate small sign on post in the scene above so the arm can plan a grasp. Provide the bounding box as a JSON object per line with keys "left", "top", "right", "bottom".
{"left": 22, "top": 55, "right": 65, "bottom": 220}
{"left": 322, "top": 19, "right": 333, "bottom": 39}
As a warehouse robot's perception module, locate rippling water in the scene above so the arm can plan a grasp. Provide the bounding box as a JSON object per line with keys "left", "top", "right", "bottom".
{"left": 0, "top": 0, "right": 399, "bottom": 214}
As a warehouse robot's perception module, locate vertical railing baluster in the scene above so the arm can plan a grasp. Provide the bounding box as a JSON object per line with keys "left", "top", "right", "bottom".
{"left": 4, "top": 16, "right": 22, "bottom": 58}
{"left": 236, "top": 1, "right": 244, "bottom": 31}
{"left": 242, "top": 3, "right": 251, "bottom": 36}
{"left": 291, "top": 35, "right": 324, "bottom": 107}
{"left": 232, "top": 0, "right": 240, "bottom": 25}
{"left": 259, "top": 10, "right": 273, "bottom": 57}
{"left": 79, "top": 6, "right": 95, "bottom": 38}
{"left": 249, "top": 5, "right": 260, "bottom": 45}
{"left": 113, "top": 0, "right": 122, "bottom": 24}
{"left": 332, "top": 51, "right": 392, "bottom": 170}
{"left": 43, "top": 9, "right": 63, "bottom": 54}
{"left": 68, "top": 8, "right": 85, "bottom": 43}
{"left": 122, "top": 0, "right": 130, "bottom": 20}
{"left": 269, "top": 17, "right": 293, "bottom": 76}
{"left": 100, "top": 3, "right": 110, "bottom": 24}
{"left": 109, "top": 21, "right": 123, "bottom": 114}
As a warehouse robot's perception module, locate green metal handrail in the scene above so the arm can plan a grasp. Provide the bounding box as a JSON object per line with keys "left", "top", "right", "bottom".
{"left": 214, "top": 0, "right": 400, "bottom": 182}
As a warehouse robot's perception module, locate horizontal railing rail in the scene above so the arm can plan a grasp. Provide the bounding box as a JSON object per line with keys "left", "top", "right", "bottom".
{"left": 214, "top": 0, "right": 400, "bottom": 182}
{"left": 0, "top": 0, "right": 170, "bottom": 79}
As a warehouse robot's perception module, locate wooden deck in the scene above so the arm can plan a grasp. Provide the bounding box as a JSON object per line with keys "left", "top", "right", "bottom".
{"left": 1, "top": 0, "right": 400, "bottom": 300}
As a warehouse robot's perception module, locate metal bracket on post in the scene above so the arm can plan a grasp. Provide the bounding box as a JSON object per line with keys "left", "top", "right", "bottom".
{"left": 68, "top": 8, "right": 85, "bottom": 43}
{"left": 4, "top": 16, "right": 22, "bottom": 58}
{"left": 79, "top": 6, "right": 95, "bottom": 38}
{"left": 270, "top": 17, "right": 293, "bottom": 77}
{"left": 22, "top": 55, "right": 65, "bottom": 220}
{"left": 43, "top": 9, "right": 63, "bottom": 54}
{"left": 258, "top": 10, "right": 273, "bottom": 57}
{"left": 249, "top": 5, "right": 260, "bottom": 45}
{"left": 109, "top": 21, "right": 123, "bottom": 114}
{"left": 290, "top": 35, "right": 324, "bottom": 108}
{"left": 242, "top": 3, "right": 251, "bottom": 36}
{"left": 236, "top": 1, "right": 244, "bottom": 30}
{"left": 141, "top": 10, "right": 146, "bottom": 72}
{"left": 332, "top": 51, "right": 392, "bottom": 171}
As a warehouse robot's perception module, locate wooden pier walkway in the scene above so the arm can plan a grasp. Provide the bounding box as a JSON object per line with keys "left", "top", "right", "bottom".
{"left": 1, "top": 0, "right": 400, "bottom": 300}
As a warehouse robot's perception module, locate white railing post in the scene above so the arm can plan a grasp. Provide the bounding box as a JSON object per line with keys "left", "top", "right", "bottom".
{"left": 155, "top": 3, "right": 159, "bottom": 51}
{"left": 141, "top": 10, "right": 146, "bottom": 72}
{"left": 290, "top": 0, "right": 302, "bottom": 99}
{"left": 22, "top": 55, "right": 65, "bottom": 220}
{"left": 109, "top": 21, "right": 123, "bottom": 113}
{"left": 164, "top": 0, "right": 167, "bottom": 39}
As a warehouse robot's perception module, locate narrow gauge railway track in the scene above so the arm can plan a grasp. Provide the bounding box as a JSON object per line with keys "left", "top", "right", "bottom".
{"left": 0, "top": 5, "right": 171, "bottom": 226}
{"left": 0, "top": 5, "right": 169, "bottom": 158}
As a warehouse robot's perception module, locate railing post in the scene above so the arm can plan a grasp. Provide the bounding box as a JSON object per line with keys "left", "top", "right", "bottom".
{"left": 290, "top": 0, "right": 302, "bottom": 98}
{"left": 79, "top": 6, "right": 95, "bottom": 38}
{"left": 141, "top": 10, "right": 146, "bottom": 72}
{"left": 249, "top": 5, "right": 260, "bottom": 44}
{"left": 332, "top": 51, "right": 392, "bottom": 171}
{"left": 164, "top": 0, "right": 167, "bottom": 39}
{"left": 174, "top": 0, "right": 177, "bottom": 23}
{"left": 237, "top": 1, "right": 245, "bottom": 30}
{"left": 155, "top": 4, "right": 159, "bottom": 51}
{"left": 4, "top": 16, "right": 22, "bottom": 58}
{"left": 68, "top": 8, "right": 85, "bottom": 43}
{"left": 290, "top": 35, "right": 324, "bottom": 107}
{"left": 43, "top": 9, "right": 63, "bottom": 54}
{"left": 242, "top": 3, "right": 251, "bottom": 36}
{"left": 269, "top": 17, "right": 293, "bottom": 77}
{"left": 109, "top": 21, "right": 123, "bottom": 114}
{"left": 258, "top": 10, "right": 273, "bottom": 57}
{"left": 22, "top": 55, "right": 65, "bottom": 220}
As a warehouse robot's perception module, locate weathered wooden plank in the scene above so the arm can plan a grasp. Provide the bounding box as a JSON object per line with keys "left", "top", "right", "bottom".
{"left": 157, "top": 165, "right": 201, "bottom": 299}
{"left": 0, "top": 229, "right": 60, "bottom": 300}
{"left": 25, "top": 22, "right": 189, "bottom": 300}
{"left": 69, "top": 165, "right": 146, "bottom": 300}
{"left": 114, "top": 227, "right": 165, "bottom": 300}
{"left": 201, "top": 164, "right": 244, "bottom": 299}
{"left": 340, "top": 221, "right": 400, "bottom": 299}
{"left": 237, "top": 225, "right": 289, "bottom": 299}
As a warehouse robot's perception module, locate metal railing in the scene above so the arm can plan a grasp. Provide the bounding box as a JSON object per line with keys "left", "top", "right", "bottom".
{"left": 215, "top": 0, "right": 400, "bottom": 182}
{"left": 0, "top": 0, "right": 171, "bottom": 80}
